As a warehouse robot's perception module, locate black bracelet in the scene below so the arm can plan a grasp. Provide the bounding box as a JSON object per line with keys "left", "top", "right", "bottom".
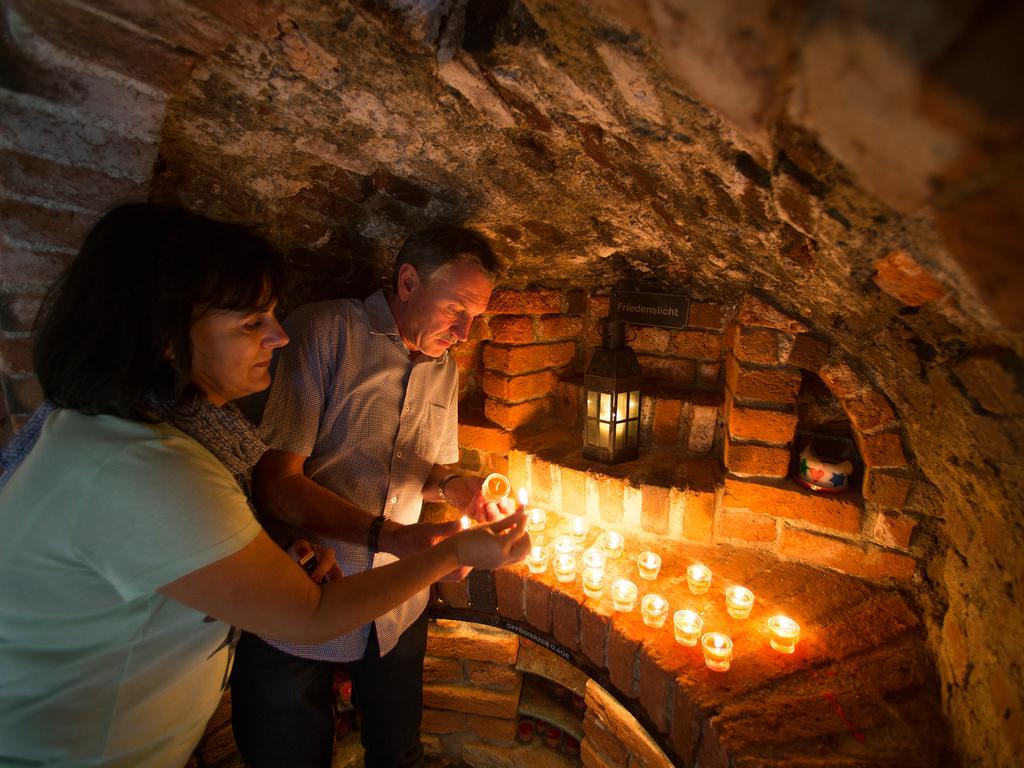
{"left": 438, "top": 473, "right": 461, "bottom": 506}
{"left": 367, "top": 514, "right": 386, "bottom": 554}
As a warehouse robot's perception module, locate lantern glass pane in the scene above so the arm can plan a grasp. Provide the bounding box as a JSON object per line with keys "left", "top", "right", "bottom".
{"left": 627, "top": 420, "right": 638, "bottom": 443}
{"left": 587, "top": 391, "right": 597, "bottom": 418}
{"left": 599, "top": 421, "right": 610, "bottom": 447}
{"left": 587, "top": 419, "right": 600, "bottom": 446}
{"left": 615, "top": 421, "right": 626, "bottom": 448}
{"left": 616, "top": 391, "right": 628, "bottom": 420}
{"left": 628, "top": 390, "right": 640, "bottom": 418}
{"left": 599, "top": 393, "right": 611, "bottom": 421}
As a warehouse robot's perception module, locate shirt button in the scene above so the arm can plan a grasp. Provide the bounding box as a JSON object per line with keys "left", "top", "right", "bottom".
{"left": 395, "top": 450, "right": 402, "bottom": 458}
{"left": 391, "top": 496, "right": 398, "bottom": 504}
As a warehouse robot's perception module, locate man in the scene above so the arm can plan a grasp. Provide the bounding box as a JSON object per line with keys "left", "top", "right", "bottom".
{"left": 230, "top": 225, "right": 503, "bottom": 768}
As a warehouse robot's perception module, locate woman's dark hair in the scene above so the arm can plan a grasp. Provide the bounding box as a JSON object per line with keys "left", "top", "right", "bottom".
{"left": 392, "top": 225, "right": 500, "bottom": 291}
{"left": 33, "top": 202, "right": 286, "bottom": 419}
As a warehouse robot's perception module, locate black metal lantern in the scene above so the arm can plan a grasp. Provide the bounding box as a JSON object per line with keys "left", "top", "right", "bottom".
{"left": 583, "top": 317, "right": 643, "bottom": 464}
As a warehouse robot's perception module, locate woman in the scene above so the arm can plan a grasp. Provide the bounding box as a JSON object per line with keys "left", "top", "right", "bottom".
{"left": 0, "top": 204, "right": 529, "bottom": 767}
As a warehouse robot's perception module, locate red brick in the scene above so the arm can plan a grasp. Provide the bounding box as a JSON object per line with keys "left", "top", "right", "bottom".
{"left": 487, "top": 315, "right": 535, "bottom": 344}
{"left": 629, "top": 326, "right": 670, "bottom": 353}
{"left": 424, "top": 656, "right": 463, "bottom": 683}
{"left": 0, "top": 150, "right": 143, "bottom": 214}
{"left": 819, "top": 361, "right": 867, "bottom": 398}
{"left": 588, "top": 295, "right": 611, "bottom": 318}
{"left": 468, "top": 315, "right": 491, "bottom": 341}
{"left": 727, "top": 403, "right": 797, "bottom": 445}
{"left": 669, "top": 685, "right": 702, "bottom": 766}
{"left": 436, "top": 580, "right": 470, "bottom": 609}
{"left": 638, "top": 646, "right": 671, "bottom": 733}
{"left": 862, "top": 468, "right": 913, "bottom": 508}
{"left": 524, "top": 577, "right": 552, "bottom": 633}
{"left": 606, "top": 623, "right": 639, "bottom": 698}
{"left": 452, "top": 341, "right": 480, "bottom": 375}
{"left": 0, "top": 243, "right": 69, "bottom": 288}
{"left": 423, "top": 683, "right": 519, "bottom": 718}
{"left": 597, "top": 476, "right": 624, "bottom": 524}
{"left": 538, "top": 314, "right": 583, "bottom": 340}
{"left": 788, "top": 334, "right": 830, "bottom": 370}
{"left": 730, "top": 326, "right": 787, "bottom": 365}
{"left": 674, "top": 330, "right": 723, "bottom": 360}
{"left": 872, "top": 511, "right": 917, "bottom": 549}
{"left": 718, "top": 508, "right": 777, "bottom": 542}
{"left": 872, "top": 249, "right": 946, "bottom": 306}
{"left": 779, "top": 526, "right": 917, "bottom": 579}
{"left": 483, "top": 341, "right": 575, "bottom": 374}
{"left": 687, "top": 403, "right": 718, "bottom": 453}
{"left": 530, "top": 456, "right": 556, "bottom": 506}
{"left": 551, "top": 590, "right": 580, "bottom": 651}
{"left": 855, "top": 431, "right": 908, "bottom": 469}
{"left": 458, "top": 418, "right": 514, "bottom": 452}
{"left": 466, "top": 713, "right": 517, "bottom": 741}
{"left": 688, "top": 301, "right": 725, "bottom": 330}
{"left": 494, "top": 567, "right": 524, "bottom": 621}
{"left": 487, "top": 290, "right": 561, "bottom": 314}
{"left": 843, "top": 390, "right": 897, "bottom": 434}
{"left": 0, "top": 338, "right": 34, "bottom": 374}
{"left": 723, "top": 437, "right": 790, "bottom": 478}
{"left": 583, "top": 711, "right": 629, "bottom": 766}
{"left": 579, "top": 604, "right": 610, "bottom": 667}
{"left": 466, "top": 661, "right": 520, "bottom": 690}
{"left": 550, "top": 378, "right": 580, "bottom": 423}
{"left": 483, "top": 370, "right": 557, "bottom": 403}
{"left": 652, "top": 398, "right": 682, "bottom": 445}
{"left": 422, "top": 706, "right": 467, "bottom": 734}
{"left": 682, "top": 489, "right": 714, "bottom": 542}
{"left": 484, "top": 398, "right": 550, "bottom": 429}
{"left": 697, "top": 361, "right": 721, "bottom": 386}
{"left": 725, "top": 356, "right": 802, "bottom": 404}
{"left": 736, "top": 294, "right": 809, "bottom": 333}
{"left": 724, "top": 477, "right": 861, "bottom": 533}
{"left": 641, "top": 484, "right": 670, "bottom": 535}
{"left": 559, "top": 466, "right": 588, "bottom": 511}
{"left": 637, "top": 354, "right": 696, "bottom": 384}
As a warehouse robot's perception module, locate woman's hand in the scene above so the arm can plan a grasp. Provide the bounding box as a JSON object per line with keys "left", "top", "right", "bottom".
{"left": 451, "top": 510, "right": 530, "bottom": 570}
{"left": 286, "top": 539, "right": 343, "bottom": 584}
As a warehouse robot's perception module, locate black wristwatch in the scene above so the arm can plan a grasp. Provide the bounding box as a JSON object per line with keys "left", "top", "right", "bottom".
{"left": 367, "top": 514, "right": 386, "bottom": 554}
{"left": 437, "top": 473, "right": 461, "bottom": 506}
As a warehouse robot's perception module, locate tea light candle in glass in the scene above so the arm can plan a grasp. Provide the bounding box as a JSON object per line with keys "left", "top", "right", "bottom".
{"left": 582, "top": 567, "right": 605, "bottom": 598}
{"left": 553, "top": 552, "right": 576, "bottom": 583}
{"left": 673, "top": 609, "right": 703, "bottom": 646}
{"left": 526, "top": 508, "right": 546, "bottom": 534}
{"left": 553, "top": 535, "right": 576, "bottom": 556}
{"left": 611, "top": 579, "right": 638, "bottom": 612}
{"left": 641, "top": 594, "right": 669, "bottom": 628}
{"left": 525, "top": 545, "right": 549, "bottom": 574}
{"left": 600, "top": 531, "right": 624, "bottom": 559}
{"left": 636, "top": 551, "right": 661, "bottom": 580}
{"left": 582, "top": 548, "right": 606, "bottom": 572}
{"left": 725, "top": 586, "right": 755, "bottom": 619}
{"left": 768, "top": 615, "right": 800, "bottom": 653}
{"left": 459, "top": 515, "right": 473, "bottom": 530}
{"left": 686, "top": 563, "right": 712, "bottom": 595}
{"left": 701, "top": 632, "right": 733, "bottom": 672}
{"left": 568, "top": 515, "right": 589, "bottom": 544}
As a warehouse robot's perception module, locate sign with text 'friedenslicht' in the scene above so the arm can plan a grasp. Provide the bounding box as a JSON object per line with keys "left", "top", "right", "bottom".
{"left": 609, "top": 290, "right": 690, "bottom": 329}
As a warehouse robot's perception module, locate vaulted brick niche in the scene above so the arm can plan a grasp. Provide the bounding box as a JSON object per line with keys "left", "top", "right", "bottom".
{"left": 2, "top": 1, "right": 1022, "bottom": 766}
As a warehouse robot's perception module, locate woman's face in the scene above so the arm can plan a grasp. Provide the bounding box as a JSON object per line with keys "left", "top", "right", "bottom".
{"left": 189, "top": 305, "right": 288, "bottom": 406}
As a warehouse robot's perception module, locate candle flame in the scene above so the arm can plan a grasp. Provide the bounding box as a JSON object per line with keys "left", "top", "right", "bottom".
{"left": 518, "top": 487, "right": 528, "bottom": 506}
{"left": 714, "top": 636, "right": 725, "bottom": 649}
{"left": 460, "top": 515, "right": 472, "bottom": 529}
{"left": 530, "top": 545, "right": 543, "bottom": 558}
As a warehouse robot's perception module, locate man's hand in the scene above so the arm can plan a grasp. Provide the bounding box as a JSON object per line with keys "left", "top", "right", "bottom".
{"left": 442, "top": 475, "right": 516, "bottom": 523}
{"left": 379, "top": 518, "right": 462, "bottom": 558}
{"left": 285, "top": 539, "right": 343, "bottom": 583}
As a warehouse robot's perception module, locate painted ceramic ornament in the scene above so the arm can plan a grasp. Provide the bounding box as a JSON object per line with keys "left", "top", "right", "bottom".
{"left": 796, "top": 440, "right": 853, "bottom": 493}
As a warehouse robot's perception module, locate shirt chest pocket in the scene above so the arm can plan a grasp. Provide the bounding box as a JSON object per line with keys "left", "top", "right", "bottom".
{"left": 413, "top": 403, "right": 448, "bottom": 465}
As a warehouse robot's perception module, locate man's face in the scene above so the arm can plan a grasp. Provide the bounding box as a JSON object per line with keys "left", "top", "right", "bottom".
{"left": 398, "top": 260, "right": 493, "bottom": 357}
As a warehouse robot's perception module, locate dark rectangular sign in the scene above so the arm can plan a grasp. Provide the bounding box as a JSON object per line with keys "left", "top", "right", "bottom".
{"left": 609, "top": 290, "right": 690, "bottom": 329}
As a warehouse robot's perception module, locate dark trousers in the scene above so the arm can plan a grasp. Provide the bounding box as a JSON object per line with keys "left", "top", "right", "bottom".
{"left": 230, "top": 611, "right": 428, "bottom": 768}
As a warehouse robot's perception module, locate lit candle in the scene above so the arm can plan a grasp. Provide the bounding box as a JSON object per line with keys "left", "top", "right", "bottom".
{"left": 518, "top": 487, "right": 528, "bottom": 508}
{"left": 582, "top": 567, "right": 605, "bottom": 598}
{"left": 582, "top": 548, "right": 606, "bottom": 571}
{"left": 636, "top": 551, "right": 661, "bottom": 580}
{"left": 767, "top": 615, "right": 800, "bottom": 654}
{"left": 553, "top": 552, "right": 576, "bottom": 583}
{"left": 600, "top": 531, "right": 624, "bottom": 559}
{"left": 526, "top": 508, "right": 546, "bottom": 533}
{"left": 525, "top": 545, "right": 548, "bottom": 574}
{"left": 553, "top": 535, "right": 576, "bottom": 556}
{"left": 482, "top": 472, "right": 512, "bottom": 502}
{"left": 673, "top": 610, "right": 703, "bottom": 646}
{"left": 569, "top": 515, "right": 589, "bottom": 543}
{"left": 641, "top": 594, "right": 669, "bottom": 628}
{"left": 686, "top": 563, "right": 712, "bottom": 595}
{"left": 459, "top": 515, "right": 473, "bottom": 530}
{"left": 611, "top": 579, "right": 638, "bottom": 612}
{"left": 701, "top": 632, "right": 733, "bottom": 672}
{"left": 725, "top": 586, "right": 755, "bottom": 620}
